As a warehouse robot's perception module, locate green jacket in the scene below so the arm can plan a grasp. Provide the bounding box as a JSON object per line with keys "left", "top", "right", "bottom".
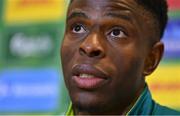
{"left": 66, "top": 86, "right": 180, "bottom": 115}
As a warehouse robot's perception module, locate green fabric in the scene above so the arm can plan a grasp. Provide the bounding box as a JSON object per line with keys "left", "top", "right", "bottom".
{"left": 65, "top": 85, "right": 180, "bottom": 115}
{"left": 127, "top": 86, "right": 180, "bottom": 115}
{"left": 66, "top": 102, "right": 74, "bottom": 115}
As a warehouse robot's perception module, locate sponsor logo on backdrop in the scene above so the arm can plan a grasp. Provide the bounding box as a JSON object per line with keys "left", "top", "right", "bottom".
{"left": 4, "top": 0, "right": 67, "bottom": 24}
{"left": 163, "top": 19, "right": 180, "bottom": 59}
{"left": 0, "top": 69, "right": 60, "bottom": 112}
{"left": 9, "top": 32, "right": 53, "bottom": 58}
{"left": 168, "top": 0, "right": 180, "bottom": 10}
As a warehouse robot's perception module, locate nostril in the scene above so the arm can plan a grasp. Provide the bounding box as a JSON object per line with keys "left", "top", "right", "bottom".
{"left": 79, "top": 46, "right": 105, "bottom": 58}
{"left": 79, "top": 47, "right": 101, "bottom": 57}
{"left": 79, "top": 48, "right": 86, "bottom": 56}
{"left": 90, "top": 50, "right": 101, "bottom": 57}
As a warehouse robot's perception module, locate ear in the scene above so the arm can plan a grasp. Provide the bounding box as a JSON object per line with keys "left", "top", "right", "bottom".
{"left": 143, "top": 41, "right": 164, "bottom": 76}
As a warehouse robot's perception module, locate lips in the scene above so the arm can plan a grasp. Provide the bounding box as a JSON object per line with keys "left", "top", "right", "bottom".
{"left": 72, "top": 64, "right": 109, "bottom": 90}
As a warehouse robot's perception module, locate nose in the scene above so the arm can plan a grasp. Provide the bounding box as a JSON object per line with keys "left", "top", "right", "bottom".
{"left": 79, "top": 34, "right": 105, "bottom": 58}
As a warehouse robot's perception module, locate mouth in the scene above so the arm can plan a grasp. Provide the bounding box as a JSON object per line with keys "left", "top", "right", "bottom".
{"left": 72, "top": 64, "right": 109, "bottom": 90}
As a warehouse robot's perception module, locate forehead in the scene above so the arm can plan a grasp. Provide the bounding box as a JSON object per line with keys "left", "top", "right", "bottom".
{"left": 69, "top": 0, "right": 141, "bottom": 14}
{"left": 67, "top": 0, "right": 150, "bottom": 26}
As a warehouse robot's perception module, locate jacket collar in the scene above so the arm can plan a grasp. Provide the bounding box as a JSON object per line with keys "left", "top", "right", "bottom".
{"left": 127, "top": 85, "right": 154, "bottom": 115}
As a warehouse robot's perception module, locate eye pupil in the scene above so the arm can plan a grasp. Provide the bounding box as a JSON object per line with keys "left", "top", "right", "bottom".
{"left": 75, "top": 25, "right": 81, "bottom": 32}
{"left": 113, "top": 29, "right": 120, "bottom": 36}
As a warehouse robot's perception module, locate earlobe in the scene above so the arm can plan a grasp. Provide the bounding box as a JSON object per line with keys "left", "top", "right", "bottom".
{"left": 143, "top": 41, "right": 164, "bottom": 76}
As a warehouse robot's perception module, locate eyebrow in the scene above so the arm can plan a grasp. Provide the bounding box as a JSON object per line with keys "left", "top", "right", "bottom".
{"left": 105, "top": 12, "right": 132, "bottom": 21}
{"left": 67, "top": 11, "right": 89, "bottom": 20}
{"left": 67, "top": 10, "right": 132, "bottom": 22}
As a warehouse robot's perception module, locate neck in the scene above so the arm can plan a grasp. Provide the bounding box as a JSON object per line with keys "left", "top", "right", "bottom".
{"left": 74, "top": 96, "right": 138, "bottom": 115}
{"left": 73, "top": 84, "right": 145, "bottom": 115}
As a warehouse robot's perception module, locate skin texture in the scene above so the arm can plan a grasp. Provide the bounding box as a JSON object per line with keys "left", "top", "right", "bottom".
{"left": 61, "top": 0, "right": 164, "bottom": 115}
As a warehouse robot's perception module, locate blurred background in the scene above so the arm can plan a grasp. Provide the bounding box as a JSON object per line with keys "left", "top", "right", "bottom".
{"left": 0, "top": 0, "right": 179, "bottom": 115}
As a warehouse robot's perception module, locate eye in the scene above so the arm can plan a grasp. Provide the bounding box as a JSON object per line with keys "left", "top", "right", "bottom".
{"left": 109, "top": 28, "right": 127, "bottom": 38}
{"left": 72, "top": 24, "right": 86, "bottom": 34}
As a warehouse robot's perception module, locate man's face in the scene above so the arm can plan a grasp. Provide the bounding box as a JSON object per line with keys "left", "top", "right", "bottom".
{"left": 61, "top": 0, "right": 153, "bottom": 114}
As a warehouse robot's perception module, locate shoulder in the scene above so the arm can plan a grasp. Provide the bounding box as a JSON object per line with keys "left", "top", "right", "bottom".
{"left": 152, "top": 103, "right": 180, "bottom": 115}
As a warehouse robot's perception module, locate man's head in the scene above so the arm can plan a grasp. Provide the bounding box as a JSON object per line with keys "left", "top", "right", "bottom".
{"left": 61, "top": 0, "right": 168, "bottom": 114}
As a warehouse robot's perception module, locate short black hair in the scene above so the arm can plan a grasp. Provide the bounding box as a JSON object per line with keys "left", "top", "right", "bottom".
{"left": 136, "top": 0, "right": 168, "bottom": 39}
{"left": 70, "top": 0, "right": 168, "bottom": 39}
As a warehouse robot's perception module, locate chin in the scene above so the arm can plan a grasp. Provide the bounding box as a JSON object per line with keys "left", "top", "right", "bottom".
{"left": 71, "top": 91, "right": 107, "bottom": 114}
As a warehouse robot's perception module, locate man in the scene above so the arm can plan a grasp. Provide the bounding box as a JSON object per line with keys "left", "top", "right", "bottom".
{"left": 61, "top": 0, "right": 180, "bottom": 115}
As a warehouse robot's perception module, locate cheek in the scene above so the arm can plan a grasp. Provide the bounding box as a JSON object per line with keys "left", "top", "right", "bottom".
{"left": 61, "top": 38, "right": 78, "bottom": 84}
{"left": 61, "top": 45, "right": 73, "bottom": 65}
{"left": 61, "top": 38, "right": 77, "bottom": 66}
{"left": 111, "top": 45, "right": 145, "bottom": 82}
{"left": 108, "top": 49, "right": 144, "bottom": 98}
